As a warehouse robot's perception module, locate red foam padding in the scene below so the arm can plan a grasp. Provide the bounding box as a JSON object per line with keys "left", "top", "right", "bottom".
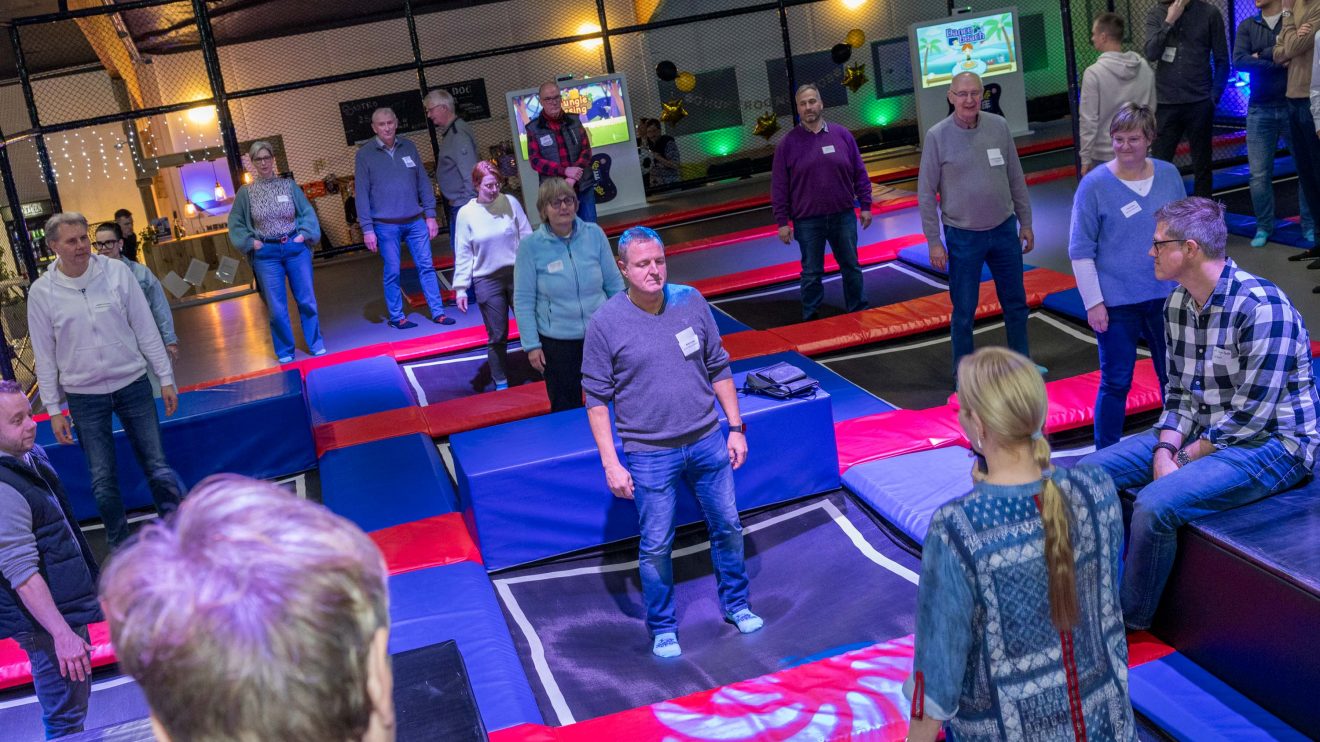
{"left": 390, "top": 321, "right": 521, "bottom": 363}
{"left": 835, "top": 407, "right": 968, "bottom": 472}
{"left": 1128, "top": 630, "right": 1176, "bottom": 668}
{"left": 722, "top": 330, "right": 796, "bottom": 362}
{"left": 371, "top": 512, "right": 482, "bottom": 573}
{"left": 1039, "top": 360, "right": 1163, "bottom": 434}
{"left": 313, "top": 405, "right": 429, "bottom": 458}
{"left": 423, "top": 383, "right": 551, "bottom": 438}
{"left": 1311, "top": 340, "right": 1320, "bottom": 357}
{"left": 0, "top": 622, "right": 115, "bottom": 692}
{"left": 399, "top": 254, "right": 457, "bottom": 272}
{"left": 691, "top": 233, "right": 926, "bottom": 299}
{"left": 1024, "top": 165, "right": 1075, "bottom": 186}
{"left": 603, "top": 195, "right": 774, "bottom": 238}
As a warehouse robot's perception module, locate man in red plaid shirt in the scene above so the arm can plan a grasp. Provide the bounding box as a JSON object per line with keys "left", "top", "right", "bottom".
{"left": 526, "top": 81, "right": 596, "bottom": 223}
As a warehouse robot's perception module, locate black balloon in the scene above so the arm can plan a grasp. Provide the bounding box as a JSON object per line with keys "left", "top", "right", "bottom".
{"left": 656, "top": 60, "right": 678, "bottom": 82}
{"left": 831, "top": 43, "right": 852, "bottom": 64}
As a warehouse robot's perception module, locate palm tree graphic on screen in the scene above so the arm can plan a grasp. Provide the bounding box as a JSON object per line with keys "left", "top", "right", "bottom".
{"left": 919, "top": 36, "right": 944, "bottom": 81}
{"left": 981, "top": 15, "right": 1015, "bottom": 66}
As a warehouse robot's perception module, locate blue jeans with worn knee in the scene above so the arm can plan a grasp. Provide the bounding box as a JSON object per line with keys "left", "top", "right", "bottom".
{"left": 376, "top": 218, "right": 444, "bottom": 321}
{"left": 945, "top": 215, "right": 1029, "bottom": 374}
{"left": 66, "top": 374, "right": 183, "bottom": 548}
{"left": 795, "top": 210, "right": 866, "bottom": 319}
{"left": 1078, "top": 430, "right": 1307, "bottom": 629}
{"left": 251, "top": 240, "right": 323, "bottom": 360}
{"left": 1094, "top": 299, "right": 1168, "bottom": 450}
{"left": 15, "top": 625, "right": 91, "bottom": 739}
{"left": 627, "top": 429, "right": 750, "bottom": 636}
{"left": 1246, "top": 103, "right": 1315, "bottom": 235}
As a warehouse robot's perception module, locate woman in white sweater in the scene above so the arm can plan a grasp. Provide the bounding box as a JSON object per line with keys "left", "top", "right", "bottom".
{"left": 453, "top": 161, "right": 533, "bottom": 389}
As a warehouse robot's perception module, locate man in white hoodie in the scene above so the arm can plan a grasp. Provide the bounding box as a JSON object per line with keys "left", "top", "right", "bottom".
{"left": 1079, "top": 13, "right": 1158, "bottom": 174}
{"left": 28, "top": 213, "right": 182, "bottom": 549}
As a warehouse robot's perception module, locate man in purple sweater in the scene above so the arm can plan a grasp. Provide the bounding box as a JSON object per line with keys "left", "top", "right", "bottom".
{"left": 772, "top": 84, "right": 874, "bottom": 321}
{"left": 582, "top": 226, "right": 762, "bottom": 659}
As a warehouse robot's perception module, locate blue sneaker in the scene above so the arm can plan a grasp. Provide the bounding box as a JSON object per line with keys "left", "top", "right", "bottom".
{"left": 652, "top": 632, "right": 681, "bottom": 658}
{"left": 726, "top": 609, "right": 764, "bottom": 634}
{"left": 494, "top": 380, "right": 509, "bottom": 391}
{"left": 1307, "top": 228, "right": 1316, "bottom": 245}
{"left": 1251, "top": 229, "right": 1270, "bottom": 248}
{"left": 1035, "top": 364, "right": 1048, "bottom": 376}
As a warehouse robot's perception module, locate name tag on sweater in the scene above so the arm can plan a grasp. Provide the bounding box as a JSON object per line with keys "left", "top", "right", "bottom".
{"left": 821, "top": 145, "right": 836, "bottom": 154}
{"left": 539, "top": 134, "right": 554, "bottom": 147}
{"left": 277, "top": 194, "right": 290, "bottom": 203}
{"left": 94, "top": 302, "right": 113, "bottom": 313}
{"left": 1120, "top": 201, "right": 1141, "bottom": 218}
{"left": 1162, "top": 46, "right": 1177, "bottom": 63}
{"left": 402, "top": 156, "right": 416, "bottom": 168}
{"left": 987, "top": 148, "right": 1005, "bottom": 167}
{"left": 676, "top": 327, "right": 700, "bottom": 357}
{"left": 547, "top": 260, "right": 564, "bottom": 274}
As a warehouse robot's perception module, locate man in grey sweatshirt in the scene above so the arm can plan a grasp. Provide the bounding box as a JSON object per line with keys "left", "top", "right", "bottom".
{"left": 1080, "top": 13, "right": 1157, "bottom": 173}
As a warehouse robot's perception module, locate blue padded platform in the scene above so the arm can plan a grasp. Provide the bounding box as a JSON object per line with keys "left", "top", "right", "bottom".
{"left": 389, "top": 561, "right": 543, "bottom": 732}
{"left": 1187, "top": 155, "right": 1297, "bottom": 196}
{"left": 1225, "top": 211, "right": 1313, "bottom": 248}
{"left": 898, "top": 244, "right": 993, "bottom": 282}
{"left": 38, "top": 370, "right": 316, "bottom": 521}
{"left": 319, "top": 433, "right": 457, "bottom": 532}
{"left": 1041, "top": 287, "right": 1087, "bottom": 324}
{"left": 731, "top": 351, "right": 894, "bottom": 423}
{"left": 842, "top": 446, "right": 973, "bottom": 543}
{"left": 1129, "top": 653, "right": 1309, "bottom": 741}
{"left": 452, "top": 371, "right": 841, "bottom": 570}
{"left": 711, "top": 304, "right": 752, "bottom": 335}
{"left": 305, "top": 354, "right": 416, "bottom": 426}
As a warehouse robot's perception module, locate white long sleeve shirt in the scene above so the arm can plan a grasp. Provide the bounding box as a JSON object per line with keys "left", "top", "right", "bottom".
{"left": 28, "top": 254, "right": 175, "bottom": 415}
{"left": 451, "top": 195, "right": 532, "bottom": 290}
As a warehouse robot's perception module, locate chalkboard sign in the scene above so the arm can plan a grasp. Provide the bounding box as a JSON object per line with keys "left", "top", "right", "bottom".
{"left": 439, "top": 79, "right": 491, "bottom": 122}
{"left": 340, "top": 90, "right": 427, "bottom": 146}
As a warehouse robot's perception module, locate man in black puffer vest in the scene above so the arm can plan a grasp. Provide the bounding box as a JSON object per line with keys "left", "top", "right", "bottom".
{"left": 526, "top": 80, "right": 597, "bottom": 223}
{"left": 0, "top": 380, "right": 101, "bottom": 738}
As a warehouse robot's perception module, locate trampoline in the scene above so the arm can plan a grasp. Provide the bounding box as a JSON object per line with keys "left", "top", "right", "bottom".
{"left": 712, "top": 261, "right": 947, "bottom": 330}
{"left": 402, "top": 343, "right": 538, "bottom": 406}
{"left": 491, "top": 491, "right": 919, "bottom": 726}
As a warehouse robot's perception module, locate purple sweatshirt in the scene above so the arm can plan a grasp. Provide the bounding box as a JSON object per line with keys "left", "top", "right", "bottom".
{"left": 771, "top": 121, "right": 873, "bottom": 227}
{"left": 581, "top": 284, "right": 732, "bottom": 452}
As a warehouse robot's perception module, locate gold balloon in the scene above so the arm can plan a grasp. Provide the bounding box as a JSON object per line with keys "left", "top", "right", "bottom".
{"left": 841, "top": 62, "right": 868, "bottom": 94}
{"left": 752, "top": 111, "right": 780, "bottom": 141}
{"left": 660, "top": 98, "right": 688, "bottom": 127}
{"left": 675, "top": 71, "right": 697, "bottom": 93}
{"left": 846, "top": 28, "right": 866, "bottom": 48}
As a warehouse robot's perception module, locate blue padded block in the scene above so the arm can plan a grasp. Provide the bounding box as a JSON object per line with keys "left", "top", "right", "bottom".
{"left": 389, "top": 562, "right": 543, "bottom": 731}
{"left": 842, "top": 446, "right": 974, "bottom": 542}
{"left": 1225, "top": 211, "right": 1314, "bottom": 248}
{"left": 319, "top": 433, "right": 457, "bottom": 532}
{"left": 1188, "top": 157, "right": 1296, "bottom": 196}
{"left": 898, "top": 244, "right": 993, "bottom": 281}
{"left": 1041, "top": 287, "right": 1087, "bottom": 324}
{"left": 452, "top": 371, "right": 840, "bottom": 570}
{"left": 305, "top": 354, "right": 416, "bottom": 426}
{"left": 731, "top": 351, "right": 894, "bottom": 423}
{"left": 1130, "top": 653, "right": 1309, "bottom": 741}
{"left": 37, "top": 370, "right": 316, "bottom": 521}
{"left": 711, "top": 304, "right": 752, "bottom": 335}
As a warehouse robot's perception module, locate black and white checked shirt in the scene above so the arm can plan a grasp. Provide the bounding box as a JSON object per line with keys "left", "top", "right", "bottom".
{"left": 1158, "top": 260, "right": 1320, "bottom": 468}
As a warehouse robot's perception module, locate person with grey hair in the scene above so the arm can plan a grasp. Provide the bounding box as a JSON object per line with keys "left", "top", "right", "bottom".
{"left": 526, "top": 81, "right": 596, "bottom": 223}
{"left": 424, "top": 88, "right": 480, "bottom": 230}
{"left": 228, "top": 141, "right": 326, "bottom": 363}
{"left": 28, "top": 212, "right": 182, "bottom": 550}
{"left": 1080, "top": 196, "right": 1320, "bottom": 631}
{"left": 101, "top": 474, "right": 395, "bottom": 742}
{"left": 582, "top": 225, "right": 760, "bottom": 659}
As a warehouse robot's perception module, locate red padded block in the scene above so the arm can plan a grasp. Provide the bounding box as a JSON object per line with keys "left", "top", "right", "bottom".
{"left": 722, "top": 331, "right": 795, "bottom": 362}
{"left": 1128, "top": 630, "right": 1176, "bottom": 668}
{"left": 666, "top": 223, "right": 778, "bottom": 256}
{"left": 835, "top": 407, "right": 967, "bottom": 472}
{"left": 604, "top": 195, "right": 774, "bottom": 237}
{"left": 1311, "top": 340, "right": 1320, "bottom": 357}
{"left": 692, "top": 233, "right": 926, "bottom": 298}
{"left": 423, "top": 383, "right": 551, "bottom": 438}
{"left": 371, "top": 512, "right": 483, "bottom": 573}
{"left": 0, "top": 622, "right": 115, "bottom": 691}
{"left": 389, "top": 324, "right": 507, "bottom": 363}
{"left": 314, "top": 405, "right": 428, "bottom": 457}
{"left": 1025, "top": 165, "right": 1075, "bottom": 186}
{"left": 1040, "top": 360, "right": 1162, "bottom": 435}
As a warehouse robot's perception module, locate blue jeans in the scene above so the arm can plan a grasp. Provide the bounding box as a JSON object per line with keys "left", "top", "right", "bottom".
{"left": 1094, "top": 299, "right": 1168, "bottom": 450}
{"left": 1246, "top": 103, "right": 1315, "bottom": 234}
{"left": 945, "top": 215, "right": 1029, "bottom": 374}
{"left": 251, "top": 240, "right": 323, "bottom": 360}
{"left": 1287, "top": 98, "right": 1320, "bottom": 235}
{"left": 376, "top": 218, "right": 444, "bottom": 322}
{"left": 1079, "top": 431, "right": 1307, "bottom": 629}
{"left": 14, "top": 625, "right": 91, "bottom": 739}
{"left": 576, "top": 185, "right": 597, "bottom": 223}
{"left": 795, "top": 210, "right": 866, "bottom": 319}
{"left": 66, "top": 375, "right": 183, "bottom": 548}
{"left": 626, "top": 429, "right": 750, "bottom": 635}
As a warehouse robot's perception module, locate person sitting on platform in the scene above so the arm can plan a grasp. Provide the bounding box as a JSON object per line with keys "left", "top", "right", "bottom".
{"left": 94, "top": 222, "right": 178, "bottom": 366}
{"left": 1080, "top": 196, "right": 1320, "bottom": 631}
{"left": 582, "top": 225, "right": 760, "bottom": 659}
{"left": 101, "top": 475, "right": 395, "bottom": 742}
{"left": 905, "top": 347, "right": 1133, "bottom": 742}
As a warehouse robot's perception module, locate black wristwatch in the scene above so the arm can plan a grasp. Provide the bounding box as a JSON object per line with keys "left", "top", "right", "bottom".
{"left": 728, "top": 422, "right": 747, "bottom": 434}
{"left": 1153, "top": 442, "right": 1179, "bottom": 460}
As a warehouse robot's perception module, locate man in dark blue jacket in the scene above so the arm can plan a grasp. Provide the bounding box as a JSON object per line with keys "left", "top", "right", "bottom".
{"left": 0, "top": 380, "right": 101, "bottom": 738}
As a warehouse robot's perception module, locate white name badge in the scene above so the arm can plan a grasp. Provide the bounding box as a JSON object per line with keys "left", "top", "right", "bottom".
{"left": 1212, "top": 347, "right": 1233, "bottom": 364}
{"left": 93, "top": 302, "right": 113, "bottom": 313}
{"left": 402, "top": 156, "right": 416, "bottom": 168}
{"left": 676, "top": 327, "right": 701, "bottom": 357}
{"left": 277, "top": 194, "right": 291, "bottom": 203}
{"left": 821, "top": 145, "right": 836, "bottom": 154}
{"left": 547, "top": 259, "right": 565, "bottom": 274}
{"left": 987, "top": 148, "right": 1005, "bottom": 167}
{"left": 539, "top": 134, "right": 554, "bottom": 147}
{"left": 1161, "top": 46, "right": 1177, "bottom": 63}
{"left": 1120, "top": 201, "right": 1142, "bottom": 218}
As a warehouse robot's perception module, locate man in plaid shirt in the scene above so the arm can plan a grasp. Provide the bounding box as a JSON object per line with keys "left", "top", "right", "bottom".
{"left": 1081, "top": 196, "right": 1319, "bottom": 630}
{"left": 526, "top": 81, "right": 596, "bottom": 223}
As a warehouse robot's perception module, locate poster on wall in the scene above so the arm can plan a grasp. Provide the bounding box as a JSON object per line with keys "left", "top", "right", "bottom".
{"left": 339, "top": 90, "right": 427, "bottom": 146}
{"left": 439, "top": 79, "right": 491, "bottom": 121}
{"left": 656, "top": 67, "right": 743, "bottom": 135}
{"left": 871, "top": 37, "right": 914, "bottom": 99}
{"left": 765, "top": 50, "right": 849, "bottom": 117}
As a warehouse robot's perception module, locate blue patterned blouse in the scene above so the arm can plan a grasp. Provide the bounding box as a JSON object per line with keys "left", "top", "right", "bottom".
{"left": 904, "top": 465, "right": 1135, "bottom": 741}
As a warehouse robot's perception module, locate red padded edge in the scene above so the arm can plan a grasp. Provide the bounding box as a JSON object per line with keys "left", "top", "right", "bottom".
{"left": 1039, "top": 360, "right": 1163, "bottom": 434}
{"left": 371, "top": 512, "right": 483, "bottom": 572}
{"left": 0, "top": 622, "right": 115, "bottom": 691}
{"left": 603, "top": 195, "right": 773, "bottom": 237}
{"left": 834, "top": 407, "right": 968, "bottom": 472}
{"left": 1127, "top": 630, "right": 1176, "bottom": 668}
{"left": 722, "top": 330, "right": 795, "bottom": 362}
{"left": 423, "top": 383, "right": 552, "bottom": 438}
{"left": 399, "top": 255, "right": 457, "bottom": 271}
{"left": 388, "top": 324, "right": 504, "bottom": 362}
{"left": 1024, "top": 165, "right": 1075, "bottom": 186}
{"left": 313, "top": 405, "right": 428, "bottom": 457}
{"left": 690, "top": 233, "right": 926, "bottom": 298}
{"left": 1311, "top": 340, "right": 1320, "bottom": 357}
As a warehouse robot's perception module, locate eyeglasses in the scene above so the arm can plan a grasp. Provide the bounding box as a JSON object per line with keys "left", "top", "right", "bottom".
{"left": 950, "top": 90, "right": 982, "bottom": 100}
{"left": 92, "top": 240, "right": 120, "bottom": 249}
{"left": 550, "top": 196, "right": 576, "bottom": 208}
{"left": 251, "top": 155, "right": 273, "bottom": 163}
{"left": 541, "top": 94, "right": 562, "bottom": 102}
{"left": 1151, "top": 238, "right": 1185, "bottom": 253}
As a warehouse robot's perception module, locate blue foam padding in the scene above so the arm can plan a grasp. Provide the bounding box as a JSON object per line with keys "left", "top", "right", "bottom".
{"left": 1041, "top": 287, "right": 1088, "bottom": 324}
{"left": 1186, "top": 156, "right": 1298, "bottom": 196}
{"left": 731, "top": 351, "right": 895, "bottom": 422}
{"left": 388, "top": 562, "right": 543, "bottom": 731}
{"left": 319, "top": 433, "right": 457, "bottom": 532}
{"left": 305, "top": 354, "right": 416, "bottom": 426}
{"left": 1225, "top": 211, "right": 1314, "bottom": 248}
{"left": 842, "top": 446, "right": 974, "bottom": 542}
{"left": 452, "top": 371, "right": 841, "bottom": 570}
{"left": 38, "top": 371, "right": 316, "bottom": 521}
{"left": 898, "top": 244, "right": 993, "bottom": 281}
{"left": 1130, "top": 653, "right": 1310, "bottom": 741}
{"left": 711, "top": 304, "right": 752, "bottom": 335}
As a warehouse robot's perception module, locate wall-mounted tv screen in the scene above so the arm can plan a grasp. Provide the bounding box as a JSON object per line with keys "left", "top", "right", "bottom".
{"left": 511, "top": 77, "right": 630, "bottom": 159}
{"left": 913, "top": 11, "right": 1018, "bottom": 89}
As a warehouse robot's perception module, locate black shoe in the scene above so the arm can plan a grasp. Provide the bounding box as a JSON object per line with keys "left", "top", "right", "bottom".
{"left": 387, "top": 318, "right": 418, "bottom": 329}
{"left": 1313, "top": 285, "right": 1320, "bottom": 294}
{"left": 432, "top": 314, "right": 457, "bottom": 325}
{"left": 1308, "top": 259, "right": 1320, "bottom": 270}
{"left": 1288, "top": 248, "right": 1320, "bottom": 261}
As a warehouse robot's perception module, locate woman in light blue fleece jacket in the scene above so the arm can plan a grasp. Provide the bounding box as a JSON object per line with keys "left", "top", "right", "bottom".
{"left": 513, "top": 178, "right": 624, "bottom": 411}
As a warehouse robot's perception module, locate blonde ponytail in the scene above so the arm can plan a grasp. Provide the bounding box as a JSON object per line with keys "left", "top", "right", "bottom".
{"left": 1033, "top": 435, "right": 1079, "bottom": 631}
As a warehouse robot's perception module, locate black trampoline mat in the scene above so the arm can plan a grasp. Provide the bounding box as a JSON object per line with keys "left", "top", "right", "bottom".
{"left": 711, "top": 262, "right": 947, "bottom": 330}
{"left": 820, "top": 312, "right": 1116, "bottom": 410}
{"left": 492, "top": 491, "right": 920, "bottom": 726}
{"left": 402, "top": 343, "right": 539, "bottom": 405}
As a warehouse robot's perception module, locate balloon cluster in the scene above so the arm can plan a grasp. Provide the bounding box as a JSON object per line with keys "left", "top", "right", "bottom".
{"left": 833, "top": 28, "right": 869, "bottom": 93}
{"left": 655, "top": 61, "right": 696, "bottom": 127}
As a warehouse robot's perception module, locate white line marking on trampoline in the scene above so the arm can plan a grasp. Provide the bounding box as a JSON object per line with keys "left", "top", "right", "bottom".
{"left": 1034, "top": 312, "right": 1150, "bottom": 357}
{"left": 403, "top": 364, "right": 430, "bottom": 407}
{"left": 888, "top": 262, "right": 950, "bottom": 290}
{"left": 492, "top": 498, "right": 918, "bottom": 725}
{"left": 0, "top": 675, "right": 136, "bottom": 710}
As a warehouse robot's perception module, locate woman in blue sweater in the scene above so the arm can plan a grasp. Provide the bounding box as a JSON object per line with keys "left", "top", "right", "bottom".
{"left": 513, "top": 178, "right": 624, "bottom": 411}
{"left": 1068, "top": 103, "right": 1180, "bottom": 449}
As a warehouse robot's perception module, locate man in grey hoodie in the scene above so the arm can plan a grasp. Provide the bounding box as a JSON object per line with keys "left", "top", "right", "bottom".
{"left": 1080, "top": 13, "right": 1157, "bottom": 174}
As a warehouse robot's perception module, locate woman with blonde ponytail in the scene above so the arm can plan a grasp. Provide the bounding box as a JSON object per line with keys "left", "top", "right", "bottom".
{"left": 904, "top": 347, "right": 1134, "bottom": 742}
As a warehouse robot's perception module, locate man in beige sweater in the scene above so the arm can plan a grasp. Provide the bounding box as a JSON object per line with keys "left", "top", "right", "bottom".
{"left": 1276, "top": 0, "right": 1320, "bottom": 261}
